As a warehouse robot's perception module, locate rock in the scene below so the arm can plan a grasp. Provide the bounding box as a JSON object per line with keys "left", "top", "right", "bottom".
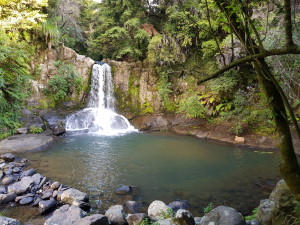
{"left": 8, "top": 176, "right": 35, "bottom": 194}
{"left": 0, "top": 193, "right": 17, "bottom": 204}
{"left": 16, "top": 127, "right": 28, "bottom": 134}
{"left": 4, "top": 168, "right": 13, "bottom": 175}
{"left": 0, "top": 134, "right": 54, "bottom": 153}
{"left": 32, "top": 173, "right": 43, "bottom": 185}
{"left": 12, "top": 167, "right": 21, "bottom": 173}
{"left": 200, "top": 206, "right": 246, "bottom": 225}
{"left": 105, "top": 205, "right": 127, "bottom": 225}
{"left": 72, "top": 199, "right": 91, "bottom": 211}
{"left": 53, "top": 190, "right": 58, "bottom": 198}
{"left": 19, "top": 196, "right": 34, "bottom": 205}
{"left": 0, "top": 153, "right": 16, "bottom": 162}
{"left": 156, "top": 218, "right": 174, "bottom": 225}
{"left": 32, "top": 197, "right": 41, "bottom": 206}
{"left": 50, "top": 181, "right": 60, "bottom": 190}
{"left": 125, "top": 200, "right": 143, "bottom": 213}
{"left": 175, "top": 209, "right": 195, "bottom": 225}
{"left": 74, "top": 214, "right": 109, "bottom": 225}
{"left": 0, "top": 186, "right": 6, "bottom": 194}
{"left": 2, "top": 176, "right": 15, "bottom": 186}
{"left": 39, "top": 198, "right": 57, "bottom": 214}
{"left": 115, "top": 185, "right": 131, "bottom": 195}
{"left": 235, "top": 136, "right": 245, "bottom": 144}
{"left": 148, "top": 200, "right": 171, "bottom": 221}
{"left": 45, "top": 205, "right": 87, "bottom": 225}
{"left": 0, "top": 171, "right": 3, "bottom": 179}
{"left": 168, "top": 200, "right": 190, "bottom": 212}
{"left": 0, "top": 216, "right": 21, "bottom": 225}
{"left": 246, "top": 220, "right": 260, "bottom": 225}
{"left": 257, "top": 199, "right": 274, "bottom": 225}
{"left": 52, "top": 127, "right": 66, "bottom": 136}
{"left": 41, "top": 189, "right": 54, "bottom": 200}
{"left": 21, "top": 168, "right": 36, "bottom": 177}
{"left": 61, "top": 188, "right": 89, "bottom": 206}
{"left": 194, "top": 217, "right": 202, "bottom": 225}
{"left": 126, "top": 213, "right": 148, "bottom": 225}
{"left": 39, "top": 176, "right": 48, "bottom": 188}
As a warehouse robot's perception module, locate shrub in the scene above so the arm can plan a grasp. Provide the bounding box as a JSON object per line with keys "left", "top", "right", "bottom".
{"left": 29, "top": 126, "right": 43, "bottom": 133}
{"left": 178, "top": 95, "right": 206, "bottom": 118}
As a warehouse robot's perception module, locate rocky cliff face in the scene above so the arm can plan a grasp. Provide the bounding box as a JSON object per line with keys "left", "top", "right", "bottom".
{"left": 105, "top": 59, "right": 163, "bottom": 116}
{"left": 28, "top": 46, "right": 94, "bottom": 109}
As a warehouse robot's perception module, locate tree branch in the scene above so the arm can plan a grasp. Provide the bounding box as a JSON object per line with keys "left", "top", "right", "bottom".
{"left": 197, "top": 46, "right": 300, "bottom": 84}
{"left": 284, "top": 0, "right": 296, "bottom": 48}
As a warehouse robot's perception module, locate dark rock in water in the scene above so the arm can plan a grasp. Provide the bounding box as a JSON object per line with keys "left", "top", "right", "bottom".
{"left": 126, "top": 213, "right": 148, "bottom": 225}
{"left": 39, "top": 198, "right": 57, "bottom": 215}
{"left": 8, "top": 176, "right": 34, "bottom": 194}
{"left": 1, "top": 153, "right": 16, "bottom": 162}
{"left": 52, "top": 127, "right": 66, "bottom": 136}
{"left": 0, "top": 193, "right": 17, "bottom": 204}
{"left": 255, "top": 180, "right": 276, "bottom": 191}
{"left": 200, "top": 206, "right": 246, "bottom": 225}
{"left": 45, "top": 205, "right": 87, "bottom": 225}
{"left": 125, "top": 200, "right": 143, "bottom": 214}
{"left": 19, "top": 196, "right": 34, "bottom": 205}
{"left": 73, "top": 200, "right": 91, "bottom": 211}
{"left": 2, "top": 176, "right": 15, "bottom": 186}
{"left": 21, "top": 168, "right": 36, "bottom": 177}
{"left": 168, "top": 200, "right": 190, "bottom": 212}
{"left": 74, "top": 214, "right": 109, "bottom": 225}
{"left": 0, "top": 216, "right": 21, "bottom": 225}
{"left": 115, "top": 185, "right": 131, "bottom": 195}
{"left": 32, "top": 197, "right": 41, "bottom": 206}
{"left": 0, "top": 186, "right": 6, "bottom": 194}
{"left": 105, "top": 205, "right": 127, "bottom": 225}
{"left": 175, "top": 209, "right": 195, "bottom": 225}
{"left": 42, "top": 189, "right": 54, "bottom": 200}
{"left": 16, "top": 127, "right": 28, "bottom": 134}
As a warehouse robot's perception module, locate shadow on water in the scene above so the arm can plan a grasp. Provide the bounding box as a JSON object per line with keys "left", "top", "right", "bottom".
{"left": 14, "top": 132, "right": 281, "bottom": 221}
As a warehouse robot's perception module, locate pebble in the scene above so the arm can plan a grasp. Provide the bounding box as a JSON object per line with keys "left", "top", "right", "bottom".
{"left": 2, "top": 176, "right": 15, "bottom": 186}
{"left": 19, "top": 197, "right": 34, "bottom": 205}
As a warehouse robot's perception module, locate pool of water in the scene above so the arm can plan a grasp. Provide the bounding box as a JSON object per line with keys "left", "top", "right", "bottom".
{"left": 20, "top": 132, "right": 280, "bottom": 216}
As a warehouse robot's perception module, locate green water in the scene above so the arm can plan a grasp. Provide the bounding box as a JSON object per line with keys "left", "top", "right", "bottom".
{"left": 21, "top": 132, "right": 280, "bottom": 216}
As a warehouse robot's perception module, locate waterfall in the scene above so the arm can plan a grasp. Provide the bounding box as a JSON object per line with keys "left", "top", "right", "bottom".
{"left": 65, "top": 63, "right": 136, "bottom": 135}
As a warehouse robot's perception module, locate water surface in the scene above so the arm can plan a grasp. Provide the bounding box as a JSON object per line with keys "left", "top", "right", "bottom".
{"left": 21, "top": 132, "right": 281, "bottom": 216}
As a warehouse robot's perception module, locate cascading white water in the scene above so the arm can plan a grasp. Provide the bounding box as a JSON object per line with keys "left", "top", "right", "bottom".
{"left": 66, "top": 63, "right": 136, "bottom": 135}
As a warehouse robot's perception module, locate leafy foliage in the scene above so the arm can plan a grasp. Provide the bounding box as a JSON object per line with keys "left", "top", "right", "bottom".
{"left": 178, "top": 95, "right": 206, "bottom": 118}
{"left": 44, "top": 61, "right": 84, "bottom": 102}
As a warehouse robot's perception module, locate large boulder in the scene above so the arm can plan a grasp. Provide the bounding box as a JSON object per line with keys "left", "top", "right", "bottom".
{"left": 61, "top": 188, "right": 89, "bottom": 207}
{"left": 0, "top": 193, "right": 17, "bottom": 204}
{"left": 0, "top": 216, "right": 21, "bottom": 225}
{"left": 45, "top": 205, "right": 87, "bottom": 225}
{"left": 74, "top": 214, "right": 109, "bottom": 225}
{"left": 105, "top": 205, "right": 127, "bottom": 225}
{"left": 148, "top": 200, "right": 171, "bottom": 221}
{"left": 39, "top": 198, "right": 57, "bottom": 214}
{"left": 200, "top": 206, "right": 246, "bottom": 225}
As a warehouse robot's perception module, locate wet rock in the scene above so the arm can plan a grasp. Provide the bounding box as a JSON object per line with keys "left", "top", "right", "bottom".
{"left": 200, "top": 206, "right": 246, "bottom": 225}
{"left": 8, "top": 176, "right": 34, "bottom": 194}
{"left": 105, "top": 205, "right": 127, "bottom": 225}
{"left": 4, "top": 168, "right": 13, "bottom": 175}
{"left": 0, "top": 186, "right": 6, "bottom": 194}
{"left": 52, "top": 127, "right": 66, "bottom": 136}
{"left": 32, "top": 173, "right": 43, "bottom": 186}
{"left": 148, "top": 200, "right": 171, "bottom": 221}
{"left": 2, "top": 176, "right": 15, "bottom": 186}
{"left": 175, "top": 209, "right": 195, "bottom": 225}
{"left": 16, "top": 127, "right": 28, "bottom": 134}
{"left": 19, "top": 196, "right": 34, "bottom": 205}
{"left": 21, "top": 168, "right": 36, "bottom": 177}
{"left": 126, "top": 213, "right": 148, "bottom": 225}
{"left": 115, "top": 185, "right": 131, "bottom": 195}
{"left": 125, "top": 200, "right": 143, "bottom": 213}
{"left": 61, "top": 188, "right": 89, "bottom": 206}
{"left": 257, "top": 199, "right": 274, "bottom": 225}
{"left": 0, "top": 153, "right": 16, "bottom": 162}
{"left": 32, "top": 197, "right": 41, "bottom": 206}
{"left": 74, "top": 214, "right": 109, "bottom": 225}
{"left": 45, "top": 205, "right": 87, "bottom": 225}
{"left": 0, "top": 193, "right": 17, "bottom": 204}
{"left": 168, "top": 200, "right": 190, "bottom": 212}
{"left": 39, "top": 198, "right": 57, "bottom": 215}
{"left": 50, "top": 181, "right": 60, "bottom": 190}
{"left": 15, "top": 193, "right": 34, "bottom": 202}
{"left": 42, "top": 189, "right": 54, "bottom": 200}
{"left": 12, "top": 167, "right": 21, "bottom": 173}
{"left": 38, "top": 176, "right": 48, "bottom": 189}
{"left": 0, "top": 216, "right": 21, "bottom": 225}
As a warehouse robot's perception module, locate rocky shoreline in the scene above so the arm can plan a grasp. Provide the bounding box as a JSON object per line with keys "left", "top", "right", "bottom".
{"left": 0, "top": 152, "right": 298, "bottom": 225}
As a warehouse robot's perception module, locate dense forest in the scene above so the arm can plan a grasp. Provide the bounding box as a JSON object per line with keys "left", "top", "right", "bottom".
{"left": 1, "top": 0, "right": 300, "bottom": 209}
